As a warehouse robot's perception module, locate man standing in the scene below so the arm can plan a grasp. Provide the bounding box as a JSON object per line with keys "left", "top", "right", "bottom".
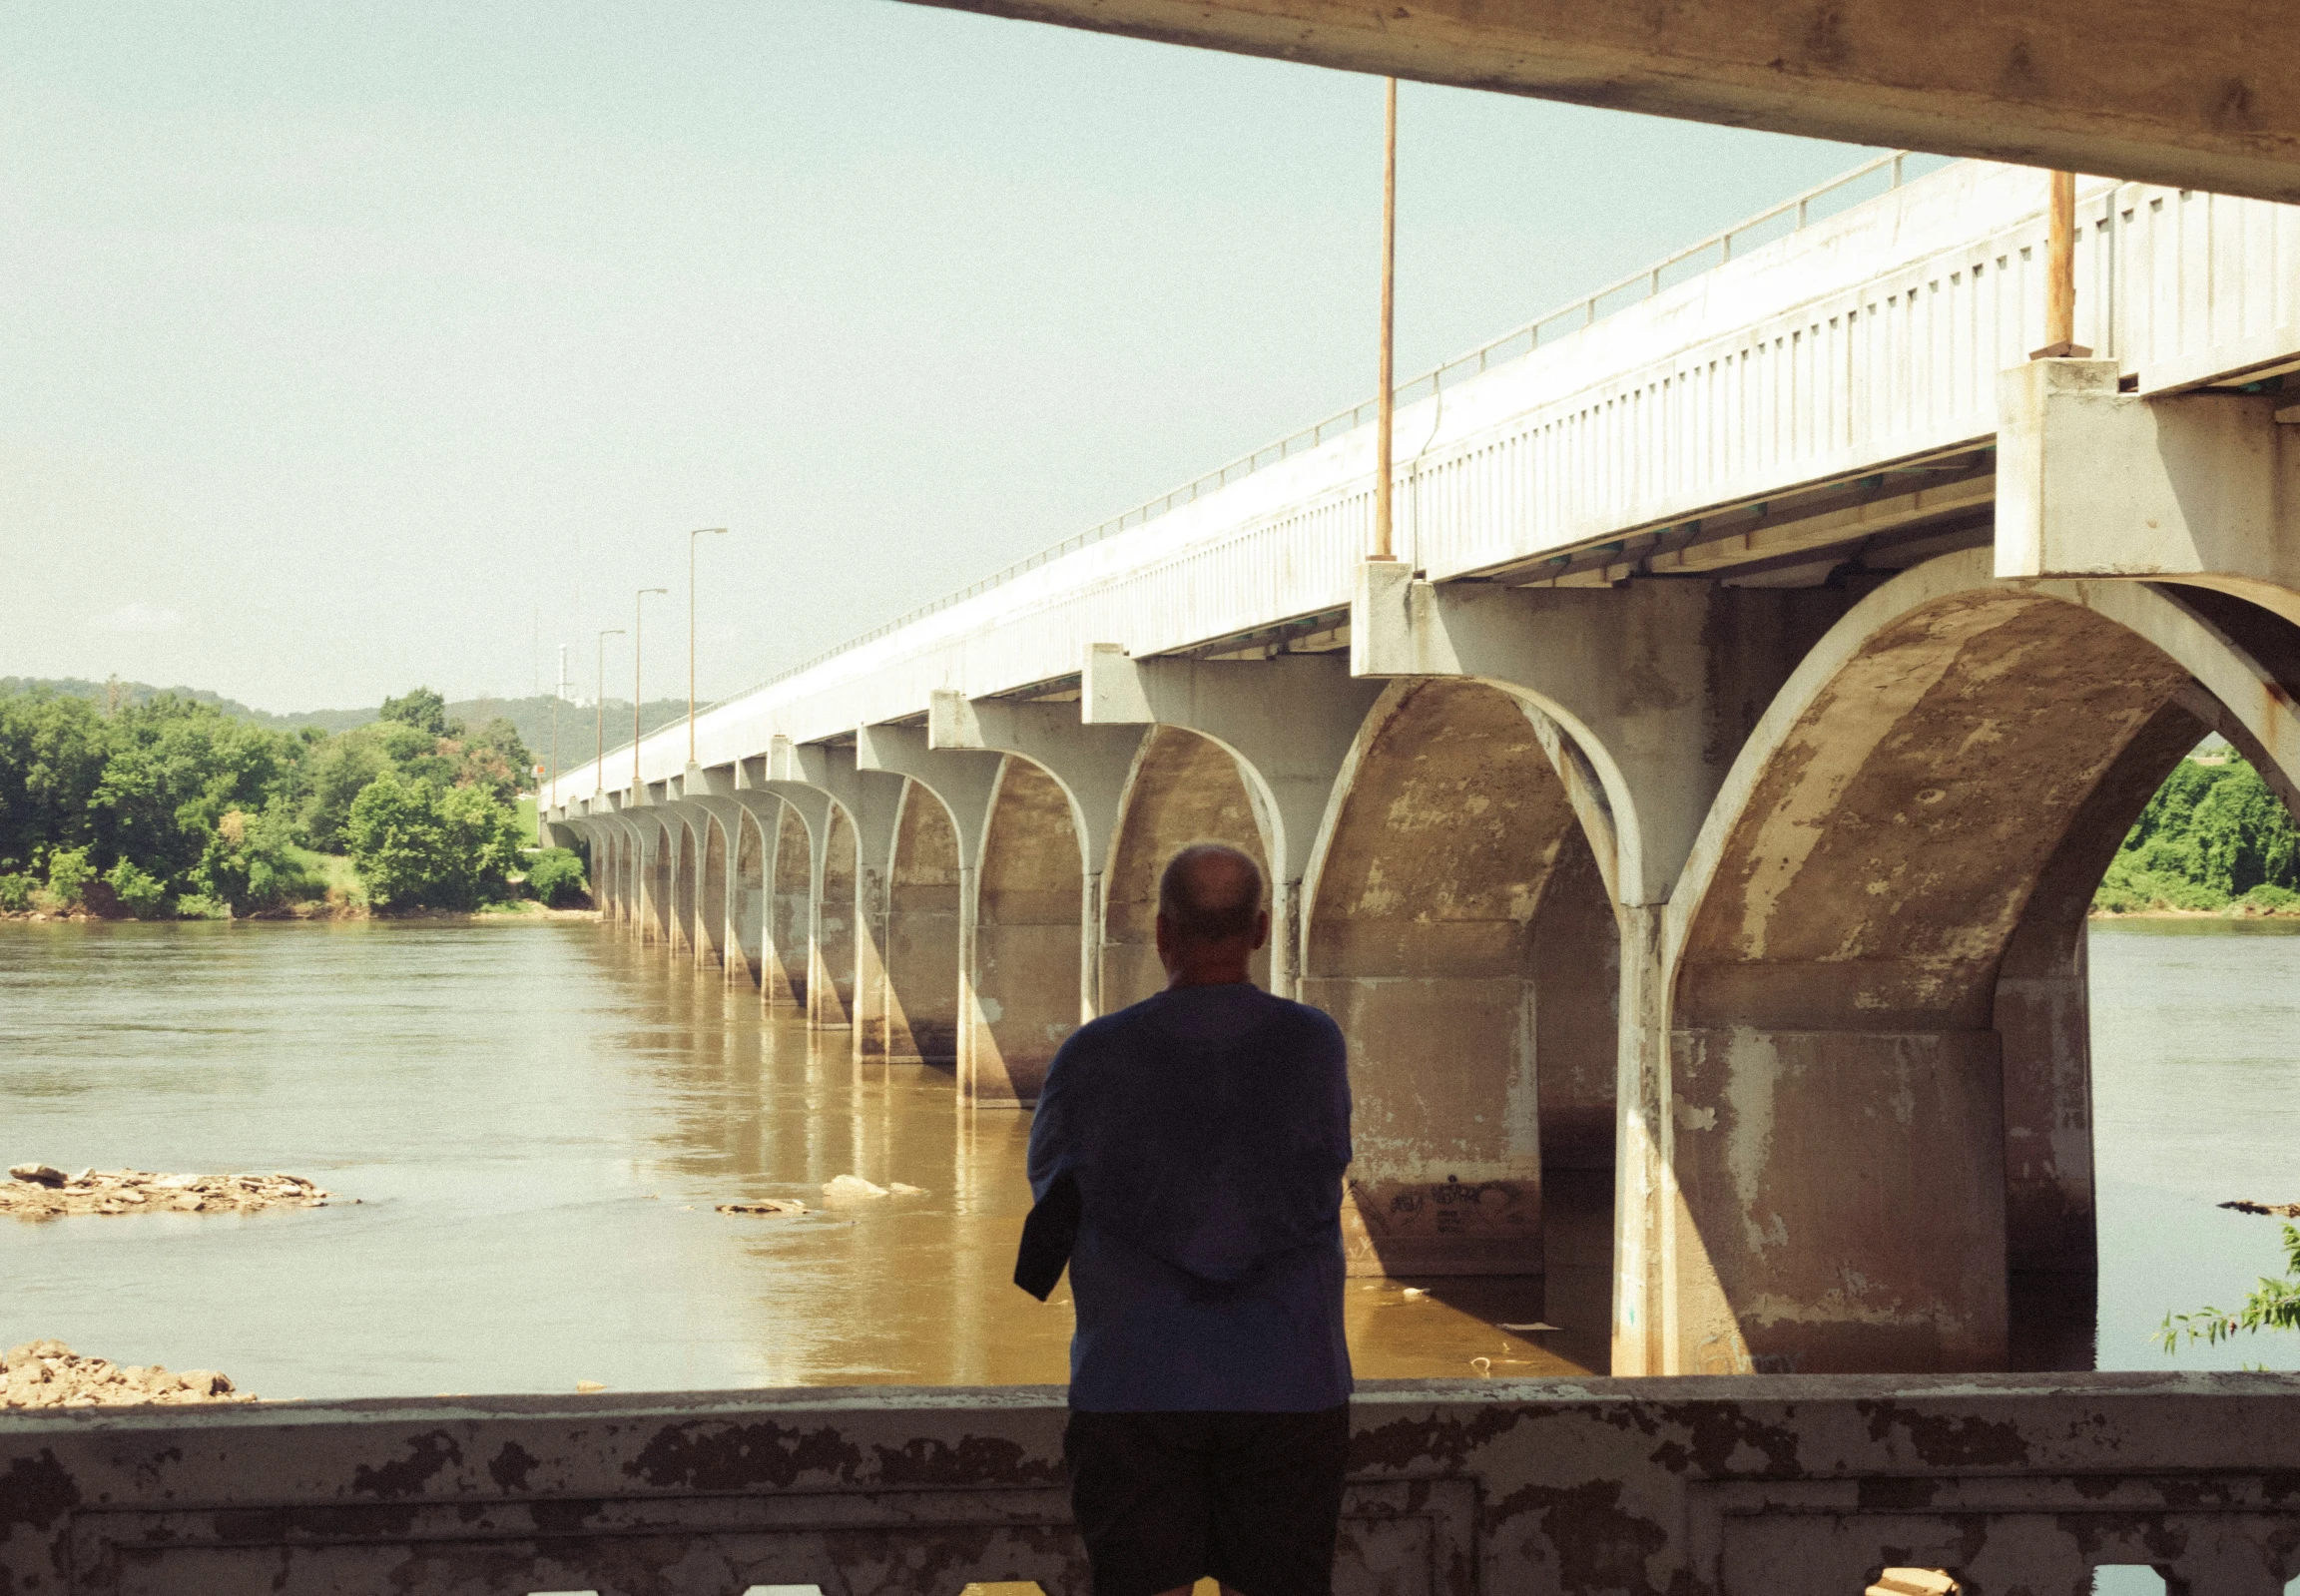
{"left": 1022, "top": 842, "right": 1354, "bottom": 1596}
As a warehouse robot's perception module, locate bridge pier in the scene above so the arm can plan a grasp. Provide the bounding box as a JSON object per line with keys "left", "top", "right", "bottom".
{"left": 929, "top": 695, "right": 1145, "bottom": 1108}
{"left": 740, "top": 764, "right": 834, "bottom": 1015}
{"left": 1085, "top": 646, "right": 1383, "bottom": 999}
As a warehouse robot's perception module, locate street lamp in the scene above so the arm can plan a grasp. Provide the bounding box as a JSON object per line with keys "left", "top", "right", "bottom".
{"left": 635, "top": 587, "right": 669, "bottom": 796}
{"left": 595, "top": 629, "right": 625, "bottom": 796}
{"left": 688, "top": 527, "right": 728, "bottom": 765}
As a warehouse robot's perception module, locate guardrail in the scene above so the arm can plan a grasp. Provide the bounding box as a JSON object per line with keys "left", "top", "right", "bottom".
{"left": 582, "top": 151, "right": 1947, "bottom": 786}
{"left": 6, "top": 1371, "right": 2297, "bottom": 1596}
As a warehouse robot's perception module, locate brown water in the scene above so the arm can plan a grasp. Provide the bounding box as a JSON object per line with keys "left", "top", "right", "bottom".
{"left": 0, "top": 919, "right": 1585, "bottom": 1398}
{"left": 0, "top": 916, "right": 2292, "bottom": 1399}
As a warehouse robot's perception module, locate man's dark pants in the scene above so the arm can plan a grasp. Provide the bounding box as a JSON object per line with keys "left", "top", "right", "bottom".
{"left": 1063, "top": 1405, "right": 1351, "bottom": 1596}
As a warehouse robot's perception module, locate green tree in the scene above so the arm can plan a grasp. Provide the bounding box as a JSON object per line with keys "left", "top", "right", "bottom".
{"left": 89, "top": 696, "right": 299, "bottom": 894}
{"left": 344, "top": 770, "right": 524, "bottom": 909}
{"left": 379, "top": 687, "right": 450, "bottom": 739}
{"left": 44, "top": 845, "right": 94, "bottom": 909}
{"left": 525, "top": 846, "right": 590, "bottom": 907}
{"left": 102, "top": 858, "right": 168, "bottom": 918}
{"left": 449, "top": 715, "right": 535, "bottom": 802}
{"left": 198, "top": 801, "right": 316, "bottom": 914}
{"left": 301, "top": 721, "right": 443, "bottom": 849}
{"left": 0, "top": 690, "right": 111, "bottom": 873}
{"left": 2096, "top": 754, "right": 2300, "bottom": 912}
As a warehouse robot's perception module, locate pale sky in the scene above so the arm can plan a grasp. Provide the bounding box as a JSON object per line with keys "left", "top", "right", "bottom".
{"left": 4, "top": 2, "right": 1888, "bottom": 715}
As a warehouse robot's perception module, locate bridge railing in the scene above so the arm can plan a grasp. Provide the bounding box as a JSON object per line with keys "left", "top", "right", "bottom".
{"left": 667, "top": 153, "right": 1945, "bottom": 736}
{"left": 8, "top": 1372, "right": 2298, "bottom": 1596}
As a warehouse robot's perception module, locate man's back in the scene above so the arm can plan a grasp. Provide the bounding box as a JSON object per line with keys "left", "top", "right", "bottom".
{"left": 1027, "top": 981, "right": 1354, "bottom": 1413}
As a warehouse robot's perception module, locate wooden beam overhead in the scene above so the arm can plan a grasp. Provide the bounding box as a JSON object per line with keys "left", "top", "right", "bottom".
{"left": 895, "top": 0, "right": 2300, "bottom": 206}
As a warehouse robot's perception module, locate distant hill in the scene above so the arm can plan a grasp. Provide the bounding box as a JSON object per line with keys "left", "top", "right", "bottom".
{"left": 0, "top": 678, "right": 687, "bottom": 777}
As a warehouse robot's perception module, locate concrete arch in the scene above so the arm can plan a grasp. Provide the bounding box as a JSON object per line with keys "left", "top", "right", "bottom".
{"left": 879, "top": 779, "right": 963, "bottom": 1069}
{"left": 815, "top": 802, "right": 859, "bottom": 1030}
{"left": 640, "top": 814, "right": 675, "bottom": 944}
{"left": 1300, "top": 678, "right": 1619, "bottom": 1302}
{"left": 768, "top": 800, "right": 812, "bottom": 1010}
{"left": 966, "top": 756, "right": 1087, "bottom": 1109}
{"left": 699, "top": 813, "right": 729, "bottom": 969}
{"left": 1654, "top": 547, "right": 2300, "bottom": 1376}
{"left": 728, "top": 807, "right": 767, "bottom": 989}
{"left": 1099, "top": 726, "right": 1274, "bottom": 1011}
{"left": 671, "top": 817, "right": 701, "bottom": 956}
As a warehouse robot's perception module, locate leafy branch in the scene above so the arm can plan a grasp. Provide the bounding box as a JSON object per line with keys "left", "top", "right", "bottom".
{"left": 2156, "top": 1224, "right": 2300, "bottom": 1350}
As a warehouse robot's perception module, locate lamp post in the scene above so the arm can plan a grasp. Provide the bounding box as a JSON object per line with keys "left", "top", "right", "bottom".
{"left": 1373, "top": 76, "right": 1400, "bottom": 562}
{"left": 595, "top": 629, "right": 625, "bottom": 796}
{"left": 688, "top": 527, "right": 728, "bottom": 766}
{"left": 634, "top": 587, "right": 668, "bottom": 797}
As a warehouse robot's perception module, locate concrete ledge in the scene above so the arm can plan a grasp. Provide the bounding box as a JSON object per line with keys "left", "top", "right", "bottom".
{"left": 7, "top": 1374, "right": 2298, "bottom": 1595}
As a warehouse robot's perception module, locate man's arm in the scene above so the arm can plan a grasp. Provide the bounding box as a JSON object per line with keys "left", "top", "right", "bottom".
{"left": 1025, "top": 1034, "right": 1080, "bottom": 1202}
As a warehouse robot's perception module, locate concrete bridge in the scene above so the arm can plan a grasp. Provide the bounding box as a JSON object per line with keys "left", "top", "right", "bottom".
{"left": 540, "top": 155, "right": 2300, "bottom": 1381}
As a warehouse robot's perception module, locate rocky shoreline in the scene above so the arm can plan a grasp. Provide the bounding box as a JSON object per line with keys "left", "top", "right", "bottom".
{"left": 4, "top": 1164, "right": 337, "bottom": 1219}
{"left": 2, "top": 1339, "right": 249, "bottom": 1407}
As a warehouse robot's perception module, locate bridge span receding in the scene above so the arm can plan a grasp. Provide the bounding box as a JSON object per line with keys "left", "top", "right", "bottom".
{"left": 542, "top": 153, "right": 2300, "bottom": 1380}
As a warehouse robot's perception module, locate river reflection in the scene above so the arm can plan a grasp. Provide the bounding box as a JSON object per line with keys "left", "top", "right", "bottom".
{"left": 1, "top": 916, "right": 2292, "bottom": 1399}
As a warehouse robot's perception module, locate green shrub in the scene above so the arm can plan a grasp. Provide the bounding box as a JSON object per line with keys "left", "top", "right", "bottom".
{"left": 197, "top": 801, "right": 317, "bottom": 913}
{"left": 345, "top": 771, "right": 525, "bottom": 909}
{"left": 103, "top": 859, "right": 168, "bottom": 918}
{"left": 44, "top": 846, "right": 94, "bottom": 908}
{"left": 525, "top": 847, "right": 590, "bottom": 907}
{"left": 171, "top": 892, "right": 230, "bottom": 920}
{"left": 0, "top": 872, "right": 33, "bottom": 912}
{"left": 2235, "top": 882, "right": 2300, "bottom": 915}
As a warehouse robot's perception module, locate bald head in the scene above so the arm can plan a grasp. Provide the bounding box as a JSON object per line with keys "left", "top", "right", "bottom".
{"left": 1157, "top": 843, "right": 1265, "bottom": 946}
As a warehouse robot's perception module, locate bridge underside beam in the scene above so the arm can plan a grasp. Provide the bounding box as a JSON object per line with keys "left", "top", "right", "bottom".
{"left": 898, "top": 0, "right": 2300, "bottom": 205}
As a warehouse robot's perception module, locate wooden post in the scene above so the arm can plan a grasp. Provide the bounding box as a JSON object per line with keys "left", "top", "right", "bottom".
{"left": 2031, "top": 169, "right": 2091, "bottom": 358}
{"left": 1373, "top": 77, "right": 1399, "bottom": 562}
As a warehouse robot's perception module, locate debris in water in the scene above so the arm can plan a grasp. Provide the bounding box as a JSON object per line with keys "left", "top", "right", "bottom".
{"left": 889, "top": 1182, "right": 927, "bottom": 1196}
{"left": 824, "top": 1174, "right": 889, "bottom": 1201}
{"left": 3, "top": 1339, "right": 251, "bottom": 1407}
{"left": 718, "top": 1199, "right": 809, "bottom": 1217}
{"left": 1499, "top": 1322, "right": 1560, "bottom": 1333}
{"left": 1400, "top": 1288, "right": 1429, "bottom": 1300}
{"left": 576, "top": 1379, "right": 606, "bottom": 1393}
{"left": 3, "top": 1166, "right": 336, "bottom": 1219}
{"left": 2220, "top": 1199, "right": 2300, "bottom": 1218}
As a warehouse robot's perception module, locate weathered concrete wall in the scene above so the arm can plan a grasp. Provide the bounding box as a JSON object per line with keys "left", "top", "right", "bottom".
{"left": 968, "top": 758, "right": 1084, "bottom": 1108}
{"left": 881, "top": 781, "right": 963, "bottom": 1069}
{"left": 5, "top": 1374, "right": 2297, "bottom": 1596}
{"left": 1100, "top": 727, "right": 1272, "bottom": 1009}
{"left": 1305, "top": 681, "right": 1578, "bottom": 1280}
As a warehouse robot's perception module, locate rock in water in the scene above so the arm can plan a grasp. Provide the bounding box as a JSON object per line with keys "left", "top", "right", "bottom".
{"left": 2, "top": 1339, "right": 252, "bottom": 1407}
{"left": 717, "top": 1199, "right": 808, "bottom": 1216}
{"left": 888, "top": 1182, "right": 926, "bottom": 1196}
{"left": 0, "top": 1166, "right": 334, "bottom": 1219}
{"left": 823, "top": 1174, "right": 888, "bottom": 1202}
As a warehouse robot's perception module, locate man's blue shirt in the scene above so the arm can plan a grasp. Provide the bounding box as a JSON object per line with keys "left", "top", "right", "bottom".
{"left": 1026, "top": 981, "right": 1354, "bottom": 1413}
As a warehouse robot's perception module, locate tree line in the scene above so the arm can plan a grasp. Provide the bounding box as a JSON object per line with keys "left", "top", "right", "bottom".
{"left": 0, "top": 686, "right": 588, "bottom": 918}
{"left": 2093, "top": 752, "right": 2300, "bottom": 914}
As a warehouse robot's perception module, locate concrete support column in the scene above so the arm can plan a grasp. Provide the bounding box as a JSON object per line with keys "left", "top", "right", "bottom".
{"left": 635, "top": 813, "right": 673, "bottom": 945}
{"left": 766, "top": 740, "right": 903, "bottom": 1038}
{"left": 1083, "top": 648, "right": 1383, "bottom": 1000}
{"left": 856, "top": 725, "right": 1000, "bottom": 1082}
{"left": 667, "top": 811, "right": 699, "bottom": 958}
{"left": 930, "top": 694, "right": 1146, "bottom": 1103}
